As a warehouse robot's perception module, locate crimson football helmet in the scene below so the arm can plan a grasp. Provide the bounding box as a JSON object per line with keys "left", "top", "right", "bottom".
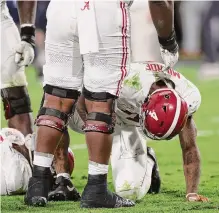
{"left": 140, "top": 88, "right": 188, "bottom": 140}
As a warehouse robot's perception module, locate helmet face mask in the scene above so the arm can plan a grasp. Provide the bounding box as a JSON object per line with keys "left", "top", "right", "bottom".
{"left": 140, "top": 88, "right": 188, "bottom": 140}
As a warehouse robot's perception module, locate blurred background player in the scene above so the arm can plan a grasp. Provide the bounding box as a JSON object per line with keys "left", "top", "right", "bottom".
{"left": 69, "top": 61, "right": 209, "bottom": 203}
{"left": 1, "top": 0, "right": 35, "bottom": 136}
{"left": 200, "top": 1, "right": 219, "bottom": 78}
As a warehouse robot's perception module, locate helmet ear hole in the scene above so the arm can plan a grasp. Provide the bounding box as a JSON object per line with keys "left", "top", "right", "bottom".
{"left": 162, "top": 105, "right": 167, "bottom": 113}
{"left": 164, "top": 94, "right": 170, "bottom": 99}
{"left": 160, "top": 121, "right": 164, "bottom": 127}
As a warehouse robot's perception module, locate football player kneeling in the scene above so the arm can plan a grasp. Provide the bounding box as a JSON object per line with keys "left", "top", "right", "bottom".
{"left": 69, "top": 61, "right": 209, "bottom": 202}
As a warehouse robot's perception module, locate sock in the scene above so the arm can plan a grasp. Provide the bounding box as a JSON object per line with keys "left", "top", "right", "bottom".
{"left": 88, "top": 160, "right": 109, "bottom": 175}
{"left": 87, "top": 161, "right": 109, "bottom": 185}
{"left": 33, "top": 151, "right": 54, "bottom": 168}
{"left": 57, "top": 173, "right": 70, "bottom": 179}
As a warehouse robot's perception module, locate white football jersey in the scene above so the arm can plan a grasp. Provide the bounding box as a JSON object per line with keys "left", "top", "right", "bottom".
{"left": 116, "top": 62, "right": 201, "bottom": 126}
{"left": 0, "top": 128, "right": 32, "bottom": 195}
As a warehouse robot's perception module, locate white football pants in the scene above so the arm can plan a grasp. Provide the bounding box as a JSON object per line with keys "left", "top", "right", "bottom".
{"left": 43, "top": 0, "right": 131, "bottom": 96}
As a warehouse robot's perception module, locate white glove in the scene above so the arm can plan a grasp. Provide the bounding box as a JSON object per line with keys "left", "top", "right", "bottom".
{"left": 15, "top": 41, "right": 35, "bottom": 67}
{"left": 160, "top": 46, "right": 179, "bottom": 70}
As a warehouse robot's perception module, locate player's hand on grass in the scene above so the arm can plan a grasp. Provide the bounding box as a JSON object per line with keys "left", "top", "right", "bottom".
{"left": 186, "top": 193, "right": 209, "bottom": 202}
{"left": 15, "top": 24, "right": 35, "bottom": 67}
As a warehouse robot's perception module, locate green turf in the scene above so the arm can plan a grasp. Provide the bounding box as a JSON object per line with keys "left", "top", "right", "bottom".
{"left": 1, "top": 65, "right": 219, "bottom": 213}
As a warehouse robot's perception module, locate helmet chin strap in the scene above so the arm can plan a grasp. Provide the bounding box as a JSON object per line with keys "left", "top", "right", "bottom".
{"left": 162, "top": 79, "right": 173, "bottom": 89}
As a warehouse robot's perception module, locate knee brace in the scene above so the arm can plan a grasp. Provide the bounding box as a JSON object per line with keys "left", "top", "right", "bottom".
{"left": 82, "top": 87, "right": 116, "bottom": 134}
{"left": 1, "top": 86, "right": 32, "bottom": 120}
{"left": 35, "top": 107, "right": 70, "bottom": 132}
{"left": 35, "top": 84, "right": 81, "bottom": 132}
{"left": 84, "top": 112, "right": 115, "bottom": 134}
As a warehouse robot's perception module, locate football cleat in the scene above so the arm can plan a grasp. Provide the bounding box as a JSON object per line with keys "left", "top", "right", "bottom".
{"left": 48, "top": 176, "right": 81, "bottom": 202}
{"left": 147, "top": 147, "right": 161, "bottom": 194}
{"left": 80, "top": 174, "right": 135, "bottom": 208}
{"left": 24, "top": 166, "right": 53, "bottom": 207}
{"left": 24, "top": 177, "right": 49, "bottom": 207}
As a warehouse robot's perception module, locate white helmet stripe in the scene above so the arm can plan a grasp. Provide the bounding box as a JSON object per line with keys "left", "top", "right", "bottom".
{"left": 160, "top": 89, "right": 181, "bottom": 139}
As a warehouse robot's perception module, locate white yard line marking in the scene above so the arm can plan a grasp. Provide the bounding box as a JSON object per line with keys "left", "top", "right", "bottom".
{"left": 71, "top": 130, "right": 219, "bottom": 150}
{"left": 211, "top": 117, "right": 219, "bottom": 123}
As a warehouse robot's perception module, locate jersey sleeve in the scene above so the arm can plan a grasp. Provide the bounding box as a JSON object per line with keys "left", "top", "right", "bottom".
{"left": 173, "top": 76, "right": 201, "bottom": 116}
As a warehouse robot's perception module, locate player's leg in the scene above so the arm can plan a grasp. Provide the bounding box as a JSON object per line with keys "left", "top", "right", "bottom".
{"left": 48, "top": 131, "right": 81, "bottom": 202}
{"left": 111, "top": 125, "right": 151, "bottom": 201}
{"left": 24, "top": 1, "right": 82, "bottom": 206}
{"left": 111, "top": 125, "right": 161, "bottom": 201}
{"left": 80, "top": 2, "right": 134, "bottom": 208}
{"left": 1, "top": 6, "right": 33, "bottom": 136}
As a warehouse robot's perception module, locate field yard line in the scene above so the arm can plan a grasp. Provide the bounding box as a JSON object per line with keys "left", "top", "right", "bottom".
{"left": 211, "top": 117, "right": 219, "bottom": 123}
{"left": 71, "top": 130, "right": 219, "bottom": 150}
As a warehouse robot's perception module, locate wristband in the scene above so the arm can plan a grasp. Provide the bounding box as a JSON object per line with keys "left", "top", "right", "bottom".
{"left": 158, "top": 30, "right": 178, "bottom": 53}
{"left": 20, "top": 24, "right": 35, "bottom": 48}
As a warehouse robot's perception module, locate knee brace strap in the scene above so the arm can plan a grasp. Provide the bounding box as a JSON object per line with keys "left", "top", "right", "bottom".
{"left": 44, "top": 84, "right": 80, "bottom": 99}
{"left": 82, "top": 87, "right": 116, "bottom": 102}
{"left": 38, "top": 107, "right": 69, "bottom": 121}
{"left": 35, "top": 107, "right": 70, "bottom": 132}
{"left": 1, "top": 87, "right": 32, "bottom": 119}
{"left": 84, "top": 112, "right": 114, "bottom": 134}
{"left": 83, "top": 123, "right": 114, "bottom": 134}
{"left": 86, "top": 112, "right": 112, "bottom": 125}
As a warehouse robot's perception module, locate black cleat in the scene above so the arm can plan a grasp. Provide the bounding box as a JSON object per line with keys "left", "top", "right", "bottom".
{"left": 147, "top": 147, "right": 161, "bottom": 194}
{"left": 24, "top": 177, "right": 49, "bottom": 207}
{"left": 80, "top": 174, "right": 135, "bottom": 208}
{"left": 24, "top": 166, "right": 52, "bottom": 207}
{"left": 48, "top": 176, "right": 81, "bottom": 202}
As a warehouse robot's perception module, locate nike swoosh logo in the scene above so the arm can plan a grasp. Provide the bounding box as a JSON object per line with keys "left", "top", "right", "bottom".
{"left": 67, "top": 185, "right": 75, "bottom": 191}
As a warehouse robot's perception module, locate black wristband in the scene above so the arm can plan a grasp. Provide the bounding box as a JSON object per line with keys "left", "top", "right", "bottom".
{"left": 20, "top": 25, "right": 35, "bottom": 48}
{"left": 158, "top": 30, "right": 178, "bottom": 54}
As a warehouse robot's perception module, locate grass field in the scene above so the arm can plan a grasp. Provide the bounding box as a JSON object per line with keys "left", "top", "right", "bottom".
{"left": 1, "top": 64, "right": 219, "bottom": 213}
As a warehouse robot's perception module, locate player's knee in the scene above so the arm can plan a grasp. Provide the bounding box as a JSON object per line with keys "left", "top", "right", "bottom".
{"left": 82, "top": 87, "right": 116, "bottom": 134}
{"left": 114, "top": 175, "right": 151, "bottom": 201}
{"left": 35, "top": 84, "right": 80, "bottom": 132}
{"left": 1, "top": 86, "right": 32, "bottom": 120}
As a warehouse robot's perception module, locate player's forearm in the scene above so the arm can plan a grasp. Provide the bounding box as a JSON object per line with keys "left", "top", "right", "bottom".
{"left": 179, "top": 118, "right": 201, "bottom": 194}
{"left": 183, "top": 146, "right": 201, "bottom": 194}
{"left": 148, "top": 0, "right": 174, "bottom": 38}
{"left": 17, "top": 0, "right": 37, "bottom": 25}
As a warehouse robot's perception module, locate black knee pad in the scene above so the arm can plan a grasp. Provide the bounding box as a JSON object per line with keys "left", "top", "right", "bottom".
{"left": 1, "top": 86, "right": 32, "bottom": 119}
{"left": 44, "top": 84, "right": 80, "bottom": 99}
{"left": 82, "top": 87, "right": 116, "bottom": 134}
{"left": 82, "top": 87, "right": 116, "bottom": 102}
{"left": 36, "top": 85, "right": 80, "bottom": 132}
